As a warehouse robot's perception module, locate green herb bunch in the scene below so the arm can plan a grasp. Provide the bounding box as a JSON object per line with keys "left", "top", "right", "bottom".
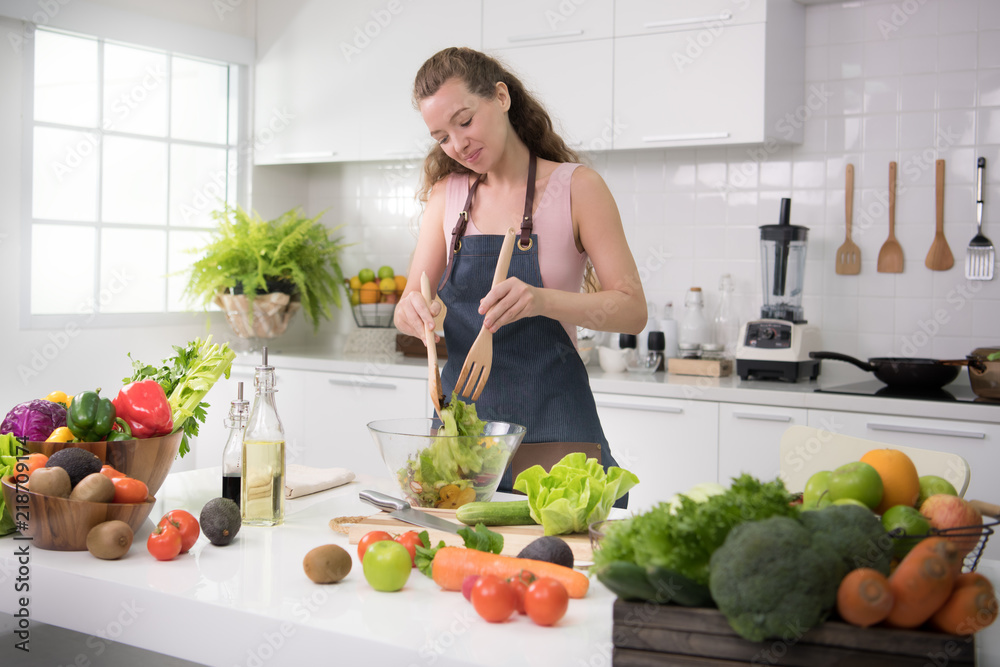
{"left": 183, "top": 204, "right": 349, "bottom": 332}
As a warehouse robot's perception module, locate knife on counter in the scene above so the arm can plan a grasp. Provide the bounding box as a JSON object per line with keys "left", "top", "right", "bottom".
{"left": 359, "top": 490, "right": 461, "bottom": 534}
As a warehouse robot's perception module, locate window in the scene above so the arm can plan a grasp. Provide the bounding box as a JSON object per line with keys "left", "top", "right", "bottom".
{"left": 26, "top": 28, "right": 242, "bottom": 322}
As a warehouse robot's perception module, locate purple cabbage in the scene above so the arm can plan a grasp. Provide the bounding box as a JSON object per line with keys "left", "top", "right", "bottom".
{"left": 1, "top": 400, "right": 67, "bottom": 441}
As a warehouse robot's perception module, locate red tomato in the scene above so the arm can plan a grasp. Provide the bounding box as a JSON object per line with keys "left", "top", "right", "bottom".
{"left": 357, "top": 530, "right": 393, "bottom": 561}
{"left": 524, "top": 578, "right": 569, "bottom": 626}
{"left": 112, "top": 477, "right": 149, "bottom": 504}
{"left": 471, "top": 575, "right": 516, "bottom": 623}
{"left": 101, "top": 465, "right": 126, "bottom": 480}
{"left": 506, "top": 570, "right": 536, "bottom": 615}
{"left": 147, "top": 522, "right": 182, "bottom": 561}
{"left": 394, "top": 531, "right": 422, "bottom": 567}
{"left": 20, "top": 454, "right": 48, "bottom": 479}
{"left": 159, "top": 510, "right": 200, "bottom": 554}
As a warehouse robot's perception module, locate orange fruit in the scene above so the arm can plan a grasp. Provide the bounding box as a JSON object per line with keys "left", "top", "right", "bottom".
{"left": 359, "top": 281, "right": 379, "bottom": 304}
{"left": 394, "top": 275, "right": 407, "bottom": 294}
{"left": 860, "top": 448, "right": 920, "bottom": 514}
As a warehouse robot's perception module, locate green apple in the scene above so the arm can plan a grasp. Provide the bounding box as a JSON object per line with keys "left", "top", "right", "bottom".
{"left": 377, "top": 265, "right": 395, "bottom": 280}
{"left": 803, "top": 470, "right": 832, "bottom": 507}
{"left": 828, "top": 461, "right": 883, "bottom": 510}
{"left": 917, "top": 475, "right": 958, "bottom": 508}
{"left": 832, "top": 497, "right": 869, "bottom": 508}
{"left": 881, "top": 504, "right": 932, "bottom": 559}
{"left": 358, "top": 267, "right": 376, "bottom": 284}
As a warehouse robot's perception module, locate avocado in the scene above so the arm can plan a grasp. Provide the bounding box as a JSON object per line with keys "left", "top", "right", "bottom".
{"left": 517, "top": 536, "right": 574, "bottom": 569}
{"left": 46, "top": 448, "right": 102, "bottom": 487}
{"left": 200, "top": 497, "right": 242, "bottom": 546}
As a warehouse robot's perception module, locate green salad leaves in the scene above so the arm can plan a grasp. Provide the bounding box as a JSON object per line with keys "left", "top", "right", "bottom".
{"left": 0, "top": 434, "right": 26, "bottom": 536}
{"left": 513, "top": 452, "right": 639, "bottom": 536}
{"left": 592, "top": 474, "right": 798, "bottom": 588}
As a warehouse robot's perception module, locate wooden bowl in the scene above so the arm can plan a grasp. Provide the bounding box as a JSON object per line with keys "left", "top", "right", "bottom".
{"left": 25, "top": 430, "right": 182, "bottom": 495}
{"left": 1, "top": 475, "right": 155, "bottom": 551}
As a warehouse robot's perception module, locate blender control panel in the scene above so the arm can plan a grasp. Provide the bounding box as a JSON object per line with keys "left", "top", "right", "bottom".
{"left": 743, "top": 321, "right": 792, "bottom": 349}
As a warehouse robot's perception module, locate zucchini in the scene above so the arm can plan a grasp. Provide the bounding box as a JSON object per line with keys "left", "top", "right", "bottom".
{"left": 456, "top": 499, "right": 535, "bottom": 526}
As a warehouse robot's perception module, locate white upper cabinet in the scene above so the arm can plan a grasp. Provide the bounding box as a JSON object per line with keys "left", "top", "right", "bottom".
{"left": 254, "top": 0, "right": 480, "bottom": 165}
{"left": 612, "top": 0, "right": 805, "bottom": 149}
{"left": 483, "top": 0, "right": 614, "bottom": 49}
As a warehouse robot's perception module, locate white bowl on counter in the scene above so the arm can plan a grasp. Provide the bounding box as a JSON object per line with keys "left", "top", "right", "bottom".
{"left": 598, "top": 346, "right": 629, "bottom": 373}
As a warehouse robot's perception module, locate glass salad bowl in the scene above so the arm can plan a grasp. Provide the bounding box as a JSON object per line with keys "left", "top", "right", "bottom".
{"left": 367, "top": 418, "right": 526, "bottom": 509}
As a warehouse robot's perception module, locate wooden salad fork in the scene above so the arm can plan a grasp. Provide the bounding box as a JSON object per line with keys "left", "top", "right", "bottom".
{"left": 456, "top": 227, "right": 517, "bottom": 401}
{"left": 836, "top": 163, "right": 861, "bottom": 275}
{"left": 420, "top": 272, "right": 446, "bottom": 420}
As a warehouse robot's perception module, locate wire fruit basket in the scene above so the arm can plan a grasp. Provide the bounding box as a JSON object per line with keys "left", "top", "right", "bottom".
{"left": 889, "top": 512, "right": 998, "bottom": 573}
{"left": 351, "top": 302, "right": 396, "bottom": 328}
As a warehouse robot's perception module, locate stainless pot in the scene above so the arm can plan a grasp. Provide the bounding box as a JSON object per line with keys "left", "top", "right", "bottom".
{"left": 969, "top": 347, "right": 1000, "bottom": 400}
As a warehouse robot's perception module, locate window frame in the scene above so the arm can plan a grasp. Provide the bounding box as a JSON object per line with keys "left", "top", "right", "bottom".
{"left": 20, "top": 24, "right": 252, "bottom": 330}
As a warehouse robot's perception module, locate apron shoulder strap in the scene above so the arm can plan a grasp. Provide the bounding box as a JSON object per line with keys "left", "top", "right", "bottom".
{"left": 519, "top": 154, "right": 537, "bottom": 250}
{"left": 440, "top": 173, "right": 484, "bottom": 290}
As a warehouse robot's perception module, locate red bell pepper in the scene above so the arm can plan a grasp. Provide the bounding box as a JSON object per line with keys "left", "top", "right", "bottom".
{"left": 113, "top": 380, "right": 173, "bottom": 439}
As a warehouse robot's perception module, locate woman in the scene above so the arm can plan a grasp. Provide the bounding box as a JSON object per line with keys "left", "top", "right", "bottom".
{"left": 394, "top": 47, "right": 646, "bottom": 499}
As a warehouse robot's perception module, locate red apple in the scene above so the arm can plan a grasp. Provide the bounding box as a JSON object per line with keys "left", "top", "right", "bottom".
{"left": 919, "top": 494, "right": 983, "bottom": 557}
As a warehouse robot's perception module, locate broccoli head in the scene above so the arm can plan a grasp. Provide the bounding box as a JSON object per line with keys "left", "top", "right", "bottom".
{"left": 799, "top": 503, "right": 893, "bottom": 578}
{"left": 708, "top": 516, "right": 842, "bottom": 642}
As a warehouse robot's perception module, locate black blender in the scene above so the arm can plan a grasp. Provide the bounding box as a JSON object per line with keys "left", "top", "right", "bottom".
{"left": 735, "top": 198, "right": 822, "bottom": 381}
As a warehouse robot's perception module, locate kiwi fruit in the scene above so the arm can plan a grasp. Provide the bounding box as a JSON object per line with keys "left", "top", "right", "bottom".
{"left": 46, "top": 448, "right": 102, "bottom": 487}
{"left": 69, "top": 472, "right": 115, "bottom": 503}
{"left": 86, "top": 520, "right": 133, "bottom": 560}
{"left": 303, "top": 544, "right": 352, "bottom": 584}
{"left": 28, "top": 466, "right": 72, "bottom": 498}
{"left": 200, "top": 497, "right": 242, "bottom": 546}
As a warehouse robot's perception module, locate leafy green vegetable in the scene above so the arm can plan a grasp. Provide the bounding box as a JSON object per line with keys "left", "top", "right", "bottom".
{"left": 0, "top": 435, "right": 27, "bottom": 536}
{"left": 512, "top": 452, "right": 639, "bottom": 536}
{"left": 592, "top": 474, "right": 798, "bottom": 588}
{"left": 439, "top": 393, "right": 486, "bottom": 437}
{"left": 124, "top": 336, "right": 236, "bottom": 457}
{"left": 413, "top": 523, "right": 504, "bottom": 578}
{"left": 988, "top": 351, "right": 1000, "bottom": 361}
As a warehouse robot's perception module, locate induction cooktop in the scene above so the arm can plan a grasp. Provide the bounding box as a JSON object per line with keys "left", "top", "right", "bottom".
{"left": 814, "top": 380, "right": 988, "bottom": 403}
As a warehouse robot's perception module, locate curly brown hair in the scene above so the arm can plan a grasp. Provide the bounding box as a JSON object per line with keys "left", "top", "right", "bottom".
{"left": 412, "top": 47, "right": 580, "bottom": 203}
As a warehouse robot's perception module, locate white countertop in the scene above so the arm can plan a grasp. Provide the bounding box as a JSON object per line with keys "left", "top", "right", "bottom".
{"left": 250, "top": 341, "right": 1000, "bottom": 425}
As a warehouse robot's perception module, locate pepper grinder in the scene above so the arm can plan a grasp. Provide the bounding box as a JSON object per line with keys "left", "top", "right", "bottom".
{"left": 647, "top": 331, "right": 666, "bottom": 372}
{"left": 619, "top": 333, "right": 638, "bottom": 367}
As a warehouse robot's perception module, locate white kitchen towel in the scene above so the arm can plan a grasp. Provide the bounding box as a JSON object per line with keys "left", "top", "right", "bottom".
{"left": 285, "top": 464, "right": 355, "bottom": 499}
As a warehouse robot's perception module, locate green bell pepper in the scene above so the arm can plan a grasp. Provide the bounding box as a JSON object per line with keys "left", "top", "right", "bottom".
{"left": 105, "top": 418, "right": 134, "bottom": 443}
{"left": 66, "top": 389, "right": 116, "bottom": 441}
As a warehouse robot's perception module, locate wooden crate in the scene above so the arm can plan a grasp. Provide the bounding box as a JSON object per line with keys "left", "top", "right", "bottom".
{"left": 612, "top": 601, "right": 975, "bottom": 667}
{"left": 667, "top": 358, "right": 733, "bottom": 377}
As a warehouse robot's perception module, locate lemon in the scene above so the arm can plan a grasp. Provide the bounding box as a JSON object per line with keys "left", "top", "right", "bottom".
{"left": 349, "top": 275, "right": 362, "bottom": 290}
{"left": 379, "top": 277, "right": 396, "bottom": 294}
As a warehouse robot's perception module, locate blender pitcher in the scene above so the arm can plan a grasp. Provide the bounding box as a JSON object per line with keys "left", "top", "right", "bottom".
{"left": 759, "top": 198, "right": 809, "bottom": 323}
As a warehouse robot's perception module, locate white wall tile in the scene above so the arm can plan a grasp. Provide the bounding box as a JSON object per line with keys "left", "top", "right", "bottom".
{"left": 980, "top": 30, "right": 1000, "bottom": 69}
{"left": 899, "top": 74, "right": 938, "bottom": 112}
{"left": 938, "top": 109, "right": 976, "bottom": 147}
{"left": 938, "top": 0, "right": 979, "bottom": 34}
{"left": 938, "top": 71, "right": 977, "bottom": 110}
{"left": 899, "top": 36, "right": 939, "bottom": 76}
{"left": 864, "top": 77, "right": 900, "bottom": 114}
{"left": 864, "top": 40, "right": 900, "bottom": 79}
{"left": 979, "top": 69, "right": 1000, "bottom": 107}
{"left": 937, "top": 34, "right": 978, "bottom": 72}
{"left": 805, "top": 45, "right": 829, "bottom": 83}
{"left": 827, "top": 3, "right": 866, "bottom": 44}
{"left": 828, "top": 42, "right": 865, "bottom": 80}
{"left": 981, "top": 0, "right": 1000, "bottom": 30}
{"left": 863, "top": 114, "right": 899, "bottom": 151}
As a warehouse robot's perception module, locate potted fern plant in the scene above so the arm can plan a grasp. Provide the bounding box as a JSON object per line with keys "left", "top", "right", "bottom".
{"left": 183, "top": 205, "right": 349, "bottom": 337}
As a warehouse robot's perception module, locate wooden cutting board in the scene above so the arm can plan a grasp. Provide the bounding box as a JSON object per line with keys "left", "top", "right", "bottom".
{"left": 346, "top": 507, "right": 594, "bottom": 564}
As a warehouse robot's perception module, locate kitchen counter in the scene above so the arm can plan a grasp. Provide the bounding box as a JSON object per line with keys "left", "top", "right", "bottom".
{"left": 248, "top": 340, "right": 1000, "bottom": 425}
{"left": 1, "top": 468, "right": 999, "bottom": 666}
{"left": 0, "top": 468, "right": 623, "bottom": 667}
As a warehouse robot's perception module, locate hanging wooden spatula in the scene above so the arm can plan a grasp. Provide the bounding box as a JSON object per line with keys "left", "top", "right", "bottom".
{"left": 926, "top": 159, "right": 954, "bottom": 271}
{"left": 877, "top": 161, "right": 903, "bottom": 273}
{"left": 420, "top": 271, "right": 446, "bottom": 420}
{"left": 836, "top": 163, "right": 861, "bottom": 275}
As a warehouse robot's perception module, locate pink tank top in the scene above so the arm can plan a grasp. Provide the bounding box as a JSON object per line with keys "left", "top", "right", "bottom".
{"left": 444, "top": 162, "right": 587, "bottom": 344}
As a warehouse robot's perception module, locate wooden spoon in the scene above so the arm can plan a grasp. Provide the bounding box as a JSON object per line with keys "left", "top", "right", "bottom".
{"left": 877, "top": 161, "right": 903, "bottom": 273}
{"left": 925, "top": 159, "right": 954, "bottom": 271}
{"left": 835, "top": 164, "right": 861, "bottom": 275}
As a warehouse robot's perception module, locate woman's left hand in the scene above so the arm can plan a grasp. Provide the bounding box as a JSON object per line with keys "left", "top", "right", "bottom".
{"left": 478, "top": 278, "right": 539, "bottom": 333}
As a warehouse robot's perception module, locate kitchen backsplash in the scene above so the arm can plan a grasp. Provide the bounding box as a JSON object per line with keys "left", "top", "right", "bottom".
{"left": 252, "top": 0, "right": 1000, "bottom": 369}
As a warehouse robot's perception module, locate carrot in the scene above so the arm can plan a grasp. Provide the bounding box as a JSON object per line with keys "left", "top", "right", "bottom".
{"left": 431, "top": 547, "right": 589, "bottom": 599}
{"left": 885, "top": 537, "right": 961, "bottom": 628}
{"left": 929, "top": 574, "right": 998, "bottom": 635}
{"left": 837, "top": 568, "right": 894, "bottom": 628}
{"left": 952, "top": 571, "right": 995, "bottom": 594}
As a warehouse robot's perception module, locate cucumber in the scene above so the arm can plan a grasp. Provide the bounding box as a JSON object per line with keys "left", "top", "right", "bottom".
{"left": 645, "top": 564, "right": 713, "bottom": 607}
{"left": 594, "top": 561, "right": 659, "bottom": 601}
{"left": 455, "top": 500, "right": 535, "bottom": 526}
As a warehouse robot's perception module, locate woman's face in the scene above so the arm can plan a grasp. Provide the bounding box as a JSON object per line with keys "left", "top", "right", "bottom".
{"left": 419, "top": 77, "right": 509, "bottom": 172}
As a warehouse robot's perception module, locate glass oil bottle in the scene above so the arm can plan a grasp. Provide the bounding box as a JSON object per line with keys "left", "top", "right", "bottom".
{"left": 241, "top": 346, "right": 285, "bottom": 526}
{"left": 222, "top": 381, "right": 250, "bottom": 506}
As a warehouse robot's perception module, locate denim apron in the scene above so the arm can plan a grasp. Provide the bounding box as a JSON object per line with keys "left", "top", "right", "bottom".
{"left": 437, "top": 156, "right": 627, "bottom": 507}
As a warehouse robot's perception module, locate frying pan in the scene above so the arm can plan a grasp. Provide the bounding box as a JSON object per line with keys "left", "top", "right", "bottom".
{"left": 809, "top": 351, "right": 965, "bottom": 390}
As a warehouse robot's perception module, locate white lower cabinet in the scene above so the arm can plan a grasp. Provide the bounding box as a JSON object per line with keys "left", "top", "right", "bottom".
{"left": 594, "top": 393, "right": 718, "bottom": 514}
{"left": 718, "top": 403, "right": 808, "bottom": 485}
{"left": 300, "top": 371, "right": 428, "bottom": 477}
{"left": 806, "top": 410, "right": 1000, "bottom": 508}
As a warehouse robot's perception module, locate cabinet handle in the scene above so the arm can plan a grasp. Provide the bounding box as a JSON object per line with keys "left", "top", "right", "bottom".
{"left": 733, "top": 412, "right": 792, "bottom": 423}
{"left": 595, "top": 399, "right": 683, "bottom": 415}
{"left": 644, "top": 12, "right": 733, "bottom": 30}
{"left": 327, "top": 378, "right": 398, "bottom": 391}
{"left": 867, "top": 422, "right": 986, "bottom": 440}
{"left": 272, "top": 151, "right": 337, "bottom": 160}
{"left": 642, "top": 132, "right": 730, "bottom": 142}
{"left": 507, "top": 29, "right": 584, "bottom": 43}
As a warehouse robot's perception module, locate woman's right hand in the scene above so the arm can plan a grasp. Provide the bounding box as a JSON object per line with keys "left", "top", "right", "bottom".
{"left": 393, "top": 289, "right": 441, "bottom": 343}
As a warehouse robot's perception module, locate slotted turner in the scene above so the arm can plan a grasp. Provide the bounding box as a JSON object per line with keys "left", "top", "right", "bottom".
{"left": 966, "top": 157, "right": 995, "bottom": 281}
{"left": 456, "top": 227, "right": 516, "bottom": 401}
{"left": 420, "top": 272, "right": 445, "bottom": 420}
{"left": 836, "top": 163, "right": 861, "bottom": 275}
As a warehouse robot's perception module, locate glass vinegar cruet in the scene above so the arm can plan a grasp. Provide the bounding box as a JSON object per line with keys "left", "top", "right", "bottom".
{"left": 241, "top": 346, "right": 286, "bottom": 526}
